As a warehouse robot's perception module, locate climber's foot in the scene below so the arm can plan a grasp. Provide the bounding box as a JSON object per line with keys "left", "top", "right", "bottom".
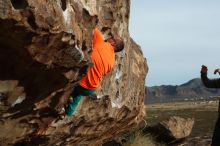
{"left": 68, "top": 96, "right": 73, "bottom": 103}
{"left": 53, "top": 112, "right": 65, "bottom": 123}
{"left": 64, "top": 96, "right": 73, "bottom": 106}
{"left": 59, "top": 114, "right": 65, "bottom": 120}
{"left": 64, "top": 96, "right": 73, "bottom": 110}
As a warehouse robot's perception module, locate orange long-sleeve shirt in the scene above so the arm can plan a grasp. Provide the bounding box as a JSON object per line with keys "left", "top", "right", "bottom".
{"left": 80, "top": 28, "right": 115, "bottom": 90}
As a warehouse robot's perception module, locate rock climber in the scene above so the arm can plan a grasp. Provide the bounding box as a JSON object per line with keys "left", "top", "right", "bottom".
{"left": 201, "top": 65, "right": 220, "bottom": 146}
{"left": 64, "top": 28, "right": 124, "bottom": 116}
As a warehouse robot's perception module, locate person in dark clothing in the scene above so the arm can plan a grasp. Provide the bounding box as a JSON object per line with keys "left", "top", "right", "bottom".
{"left": 201, "top": 65, "right": 220, "bottom": 146}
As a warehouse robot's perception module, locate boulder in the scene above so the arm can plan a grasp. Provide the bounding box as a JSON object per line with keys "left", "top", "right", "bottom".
{"left": 144, "top": 116, "right": 194, "bottom": 145}
{"left": 0, "top": 0, "right": 148, "bottom": 145}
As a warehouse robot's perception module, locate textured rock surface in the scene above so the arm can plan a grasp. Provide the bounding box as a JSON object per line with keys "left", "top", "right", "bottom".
{"left": 177, "top": 136, "right": 211, "bottom": 146}
{"left": 0, "top": 0, "right": 147, "bottom": 145}
{"left": 144, "top": 116, "right": 194, "bottom": 145}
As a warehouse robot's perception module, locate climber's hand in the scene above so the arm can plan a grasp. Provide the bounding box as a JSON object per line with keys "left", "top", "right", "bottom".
{"left": 214, "top": 68, "right": 220, "bottom": 75}
{"left": 201, "top": 65, "right": 208, "bottom": 73}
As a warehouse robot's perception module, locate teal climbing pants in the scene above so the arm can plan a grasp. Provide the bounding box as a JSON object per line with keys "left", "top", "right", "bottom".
{"left": 65, "top": 85, "right": 95, "bottom": 116}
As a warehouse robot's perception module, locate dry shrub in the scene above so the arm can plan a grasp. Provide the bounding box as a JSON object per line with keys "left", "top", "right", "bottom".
{"left": 124, "top": 132, "right": 164, "bottom": 146}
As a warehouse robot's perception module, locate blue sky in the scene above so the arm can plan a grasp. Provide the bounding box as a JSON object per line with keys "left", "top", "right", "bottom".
{"left": 129, "top": 0, "right": 220, "bottom": 86}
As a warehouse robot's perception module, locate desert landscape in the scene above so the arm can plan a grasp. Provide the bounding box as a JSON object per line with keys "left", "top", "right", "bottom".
{"left": 146, "top": 98, "right": 218, "bottom": 138}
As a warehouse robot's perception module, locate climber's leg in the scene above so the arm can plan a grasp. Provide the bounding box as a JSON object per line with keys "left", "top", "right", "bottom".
{"left": 65, "top": 85, "right": 95, "bottom": 116}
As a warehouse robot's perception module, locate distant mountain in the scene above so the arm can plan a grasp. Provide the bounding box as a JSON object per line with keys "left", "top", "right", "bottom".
{"left": 145, "top": 78, "right": 220, "bottom": 103}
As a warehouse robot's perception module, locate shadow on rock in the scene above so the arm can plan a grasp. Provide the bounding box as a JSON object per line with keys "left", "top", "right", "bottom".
{"left": 13, "top": 136, "right": 49, "bottom": 146}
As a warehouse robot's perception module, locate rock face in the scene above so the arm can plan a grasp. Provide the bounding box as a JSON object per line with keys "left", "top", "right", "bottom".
{"left": 146, "top": 78, "right": 220, "bottom": 103}
{"left": 0, "top": 0, "right": 148, "bottom": 145}
{"left": 144, "top": 116, "right": 194, "bottom": 145}
{"left": 178, "top": 136, "right": 212, "bottom": 146}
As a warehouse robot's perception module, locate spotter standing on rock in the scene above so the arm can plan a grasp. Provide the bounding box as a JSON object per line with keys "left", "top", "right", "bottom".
{"left": 201, "top": 65, "right": 220, "bottom": 146}
{"left": 64, "top": 28, "right": 124, "bottom": 116}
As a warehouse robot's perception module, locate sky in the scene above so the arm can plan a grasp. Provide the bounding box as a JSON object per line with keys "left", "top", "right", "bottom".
{"left": 129, "top": 0, "right": 220, "bottom": 86}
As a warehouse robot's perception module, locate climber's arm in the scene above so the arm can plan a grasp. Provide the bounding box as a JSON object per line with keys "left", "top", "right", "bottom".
{"left": 93, "top": 28, "right": 104, "bottom": 48}
{"left": 201, "top": 65, "right": 220, "bottom": 88}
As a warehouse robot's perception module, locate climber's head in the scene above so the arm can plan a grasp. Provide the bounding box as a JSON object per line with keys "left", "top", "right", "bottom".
{"left": 107, "top": 36, "right": 124, "bottom": 52}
